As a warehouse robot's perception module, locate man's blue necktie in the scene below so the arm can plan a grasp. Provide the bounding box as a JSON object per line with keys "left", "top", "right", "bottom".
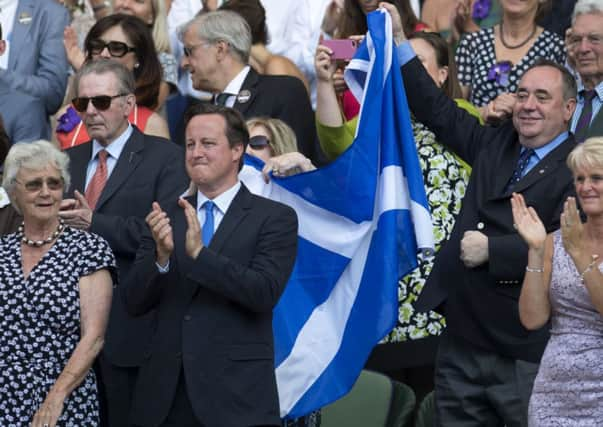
{"left": 202, "top": 201, "right": 215, "bottom": 246}
{"left": 506, "top": 148, "right": 535, "bottom": 192}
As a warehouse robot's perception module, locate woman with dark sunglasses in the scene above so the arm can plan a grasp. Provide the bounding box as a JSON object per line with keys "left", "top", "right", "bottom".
{"left": 56, "top": 14, "right": 170, "bottom": 149}
{"left": 0, "top": 140, "right": 115, "bottom": 426}
{"left": 245, "top": 117, "right": 316, "bottom": 183}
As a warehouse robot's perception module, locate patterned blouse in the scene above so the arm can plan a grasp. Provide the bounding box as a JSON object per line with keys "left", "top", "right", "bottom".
{"left": 382, "top": 120, "right": 470, "bottom": 343}
{"left": 455, "top": 27, "right": 566, "bottom": 106}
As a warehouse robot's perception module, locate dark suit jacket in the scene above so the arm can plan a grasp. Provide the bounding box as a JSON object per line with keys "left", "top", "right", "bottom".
{"left": 123, "top": 184, "right": 298, "bottom": 427}
{"left": 66, "top": 127, "right": 188, "bottom": 366}
{"left": 234, "top": 68, "right": 325, "bottom": 165}
{"left": 402, "top": 57, "right": 576, "bottom": 362}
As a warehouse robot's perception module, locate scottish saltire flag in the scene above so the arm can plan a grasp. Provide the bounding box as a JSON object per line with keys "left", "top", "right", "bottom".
{"left": 239, "top": 9, "right": 433, "bottom": 419}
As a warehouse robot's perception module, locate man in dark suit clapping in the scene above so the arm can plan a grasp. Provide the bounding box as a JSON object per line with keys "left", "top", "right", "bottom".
{"left": 60, "top": 59, "right": 188, "bottom": 427}
{"left": 123, "top": 103, "right": 298, "bottom": 427}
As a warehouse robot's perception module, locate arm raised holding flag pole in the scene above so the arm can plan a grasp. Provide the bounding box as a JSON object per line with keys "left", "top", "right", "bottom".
{"left": 385, "top": 2, "right": 579, "bottom": 425}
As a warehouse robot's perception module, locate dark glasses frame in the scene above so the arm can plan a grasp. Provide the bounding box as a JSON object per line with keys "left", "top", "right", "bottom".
{"left": 87, "top": 39, "right": 137, "bottom": 58}
{"left": 248, "top": 135, "right": 271, "bottom": 148}
{"left": 71, "top": 94, "right": 129, "bottom": 112}
{"left": 14, "top": 177, "right": 65, "bottom": 192}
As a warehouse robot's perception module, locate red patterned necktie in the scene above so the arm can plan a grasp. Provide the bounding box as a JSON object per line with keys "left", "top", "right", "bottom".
{"left": 85, "top": 149, "right": 108, "bottom": 210}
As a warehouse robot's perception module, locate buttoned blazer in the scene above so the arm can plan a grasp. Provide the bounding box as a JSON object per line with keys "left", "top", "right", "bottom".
{"left": 402, "top": 57, "right": 576, "bottom": 362}
{"left": 66, "top": 126, "right": 188, "bottom": 366}
{"left": 234, "top": 68, "right": 326, "bottom": 165}
{"left": 0, "top": 0, "right": 69, "bottom": 115}
{"left": 123, "top": 184, "right": 298, "bottom": 427}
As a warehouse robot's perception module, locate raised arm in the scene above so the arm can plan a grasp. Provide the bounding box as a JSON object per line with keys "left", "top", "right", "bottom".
{"left": 511, "top": 193, "right": 553, "bottom": 330}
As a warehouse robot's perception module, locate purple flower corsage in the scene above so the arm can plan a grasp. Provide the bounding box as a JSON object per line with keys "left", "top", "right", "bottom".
{"left": 472, "top": 0, "right": 491, "bottom": 20}
{"left": 56, "top": 106, "right": 82, "bottom": 133}
{"left": 487, "top": 61, "right": 512, "bottom": 87}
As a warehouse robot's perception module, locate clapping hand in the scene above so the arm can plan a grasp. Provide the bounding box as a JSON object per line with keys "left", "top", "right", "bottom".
{"left": 511, "top": 192, "right": 547, "bottom": 252}
{"left": 560, "top": 196, "right": 584, "bottom": 260}
{"left": 178, "top": 198, "right": 203, "bottom": 259}
{"left": 146, "top": 202, "right": 173, "bottom": 267}
{"left": 63, "top": 26, "right": 85, "bottom": 70}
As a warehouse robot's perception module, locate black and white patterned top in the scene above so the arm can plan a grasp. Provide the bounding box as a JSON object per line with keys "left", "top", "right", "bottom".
{"left": 0, "top": 226, "right": 115, "bottom": 426}
{"left": 455, "top": 27, "right": 566, "bottom": 106}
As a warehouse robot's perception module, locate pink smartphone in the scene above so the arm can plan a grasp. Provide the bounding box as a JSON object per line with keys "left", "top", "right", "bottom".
{"left": 323, "top": 39, "right": 358, "bottom": 60}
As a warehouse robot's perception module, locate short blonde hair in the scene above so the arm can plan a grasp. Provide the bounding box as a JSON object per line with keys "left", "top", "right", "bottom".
{"left": 567, "top": 137, "right": 603, "bottom": 172}
{"left": 246, "top": 117, "right": 297, "bottom": 156}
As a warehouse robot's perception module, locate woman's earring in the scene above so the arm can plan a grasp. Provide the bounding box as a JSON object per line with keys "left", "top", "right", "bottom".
{"left": 134, "top": 63, "right": 140, "bottom": 69}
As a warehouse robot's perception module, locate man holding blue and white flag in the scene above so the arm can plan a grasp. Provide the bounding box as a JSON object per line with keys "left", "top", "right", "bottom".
{"left": 382, "top": 2, "right": 579, "bottom": 426}
{"left": 240, "top": 5, "right": 434, "bottom": 420}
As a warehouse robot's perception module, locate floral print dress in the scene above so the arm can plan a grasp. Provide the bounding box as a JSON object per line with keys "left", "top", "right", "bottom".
{"left": 0, "top": 227, "right": 115, "bottom": 426}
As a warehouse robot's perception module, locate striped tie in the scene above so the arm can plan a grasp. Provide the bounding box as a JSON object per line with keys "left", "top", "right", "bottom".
{"left": 85, "top": 150, "right": 108, "bottom": 210}
{"left": 506, "top": 148, "right": 534, "bottom": 192}
{"left": 574, "top": 90, "right": 597, "bottom": 143}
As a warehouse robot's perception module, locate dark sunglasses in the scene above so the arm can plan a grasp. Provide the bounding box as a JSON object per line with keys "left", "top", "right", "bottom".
{"left": 72, "top": 94, "right": 128, "bottom": 112}
{"left": 249, "top": 135, "right": 271, "bottom": 148}
{"left": 87, "top": 39, "right": 137, "bottom": 58}
{"left": 15, "top": 177, "right": 64, "bottom": 192}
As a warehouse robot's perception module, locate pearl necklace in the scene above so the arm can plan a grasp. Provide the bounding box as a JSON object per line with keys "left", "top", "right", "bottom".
{"left": 19, "top": 219, "right": 65, "bottom": 247}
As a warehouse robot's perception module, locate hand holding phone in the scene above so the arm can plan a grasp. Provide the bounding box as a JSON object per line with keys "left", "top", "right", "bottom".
{"left": 322, "top": 39, "right": 358, "bottom": 60}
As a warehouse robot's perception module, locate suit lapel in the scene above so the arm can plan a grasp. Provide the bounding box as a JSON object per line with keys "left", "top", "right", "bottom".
{"left": 207, "top": 185, "right": 252, "bottom": 254}
{"left": 232, "top": 69, "right": 260, "bottom": 116}
{"left": 586, "top": 107, "right": 603, "bottom": 140}
{"left": 9, "top": 0, "right": 35, "bottom": 70}
{"left": 66, "top": 143, "right": 93, "bottom": 196}
{"left": 95, "top": 128, "right": 145, "bottom": 210}
{"left": 511, "top": 137, "right": 576, "bottom": 194}
{"left": 489, "top": 137, "right": 576, "bottom": 200}
{"left": 492, "top": 143, "right": 522, "bottom": 197}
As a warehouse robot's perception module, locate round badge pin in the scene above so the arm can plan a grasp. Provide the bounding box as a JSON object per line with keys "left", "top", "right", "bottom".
{"left": 237, "top": 90, "right": 251, "bottom": 104}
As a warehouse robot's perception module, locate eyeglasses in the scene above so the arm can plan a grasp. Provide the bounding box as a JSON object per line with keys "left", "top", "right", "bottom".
{"left": 183, "top": 41, "right": 210, "bottom": 57}
{"left": 248, "top": 135, "right": 271, "bottom": 148}
{"left": 71, "top": 94, "right": 129, "bottom": 112}
{"left": 87, "top": 39, "right": 137, "bottom": 58}
{"left": 14, "top": 177, "right": 64, "bottom": 192}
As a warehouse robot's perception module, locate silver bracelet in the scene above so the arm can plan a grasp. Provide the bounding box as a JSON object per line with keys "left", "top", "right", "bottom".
{"left": 525, "top": 266, "right": 544, "bottom": 273}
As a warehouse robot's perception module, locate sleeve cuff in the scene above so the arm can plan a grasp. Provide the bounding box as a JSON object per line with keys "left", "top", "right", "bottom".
{"left": 396, "top": 42, "right": 415, "bottom": 66}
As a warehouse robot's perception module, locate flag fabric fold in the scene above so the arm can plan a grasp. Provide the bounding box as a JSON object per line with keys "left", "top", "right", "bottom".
{"left": 240, "top": 9, "right": 433, "bottom": 419}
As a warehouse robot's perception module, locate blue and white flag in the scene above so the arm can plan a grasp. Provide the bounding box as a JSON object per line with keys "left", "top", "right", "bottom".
{"left": 240, "top": 9, "right": 433, "bottom": 419}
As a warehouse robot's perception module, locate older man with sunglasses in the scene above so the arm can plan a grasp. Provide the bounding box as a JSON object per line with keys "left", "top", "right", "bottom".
{"left": 59, "top": 59, "right": 188, "bottom": 427}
